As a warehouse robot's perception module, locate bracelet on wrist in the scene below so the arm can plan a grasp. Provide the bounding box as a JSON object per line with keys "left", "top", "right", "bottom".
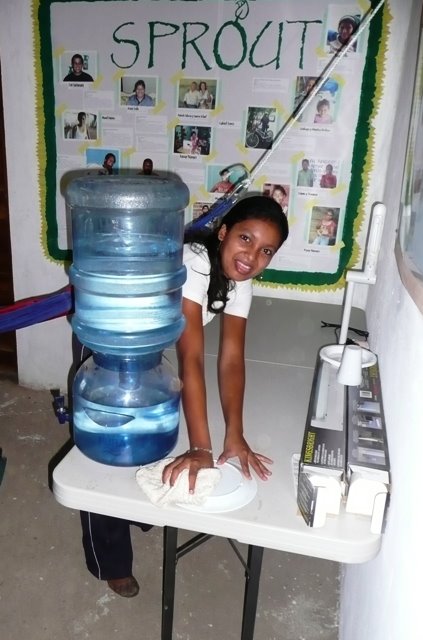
{"left": 188, "top": 446, "right": 213, "bottom": 455}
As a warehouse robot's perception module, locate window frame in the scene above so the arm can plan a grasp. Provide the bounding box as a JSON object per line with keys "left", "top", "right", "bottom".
{"left": 396, "top": 10, "right": 423, "bottom": 314}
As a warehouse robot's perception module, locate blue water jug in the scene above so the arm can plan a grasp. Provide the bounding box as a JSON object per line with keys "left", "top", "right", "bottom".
{"left": 73, "top": 352, "right": 181, "bottom": 466}
{"left": 67, "top": 175, "right": 189, "bottom": 355}
{"left": 66, "top": 175, "right": 190, "bottom": 466}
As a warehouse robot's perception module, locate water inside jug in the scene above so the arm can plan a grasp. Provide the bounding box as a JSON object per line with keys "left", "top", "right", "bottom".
{"left": 73, "top": 352, "right": 181, "bottom": 466}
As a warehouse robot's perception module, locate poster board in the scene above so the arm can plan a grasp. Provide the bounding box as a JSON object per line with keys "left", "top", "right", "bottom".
{"left": 33, "top": 0, "right": 387, "bottom": 290}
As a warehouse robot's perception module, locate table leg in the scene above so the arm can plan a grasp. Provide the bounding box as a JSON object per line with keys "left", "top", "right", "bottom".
{"left": 240, "top": 545, "right": 264, "bottom": 640}
{"left": 161, "top": 526, "right": 178, "bottom": 640}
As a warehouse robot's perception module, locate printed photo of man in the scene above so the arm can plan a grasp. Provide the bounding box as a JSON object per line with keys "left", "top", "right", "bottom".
{"left": 63, "top": 53, "right": 93, "bottom": 82}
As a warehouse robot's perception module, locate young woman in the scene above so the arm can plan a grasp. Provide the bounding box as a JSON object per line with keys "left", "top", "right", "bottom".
{"left": 80, "top": 195, "right": 289, "bottom": 597}
{"left": 163, "top": 195, "right": 288, "bottom": 490}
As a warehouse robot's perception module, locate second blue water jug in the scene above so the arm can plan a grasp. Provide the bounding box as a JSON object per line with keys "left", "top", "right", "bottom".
{"left": 67, "top": 175, "right": 189, "bottom": 355}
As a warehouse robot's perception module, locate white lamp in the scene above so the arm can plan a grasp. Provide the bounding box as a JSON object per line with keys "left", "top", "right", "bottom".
{"left": 338, "top": 202, "right": 386, "bottom": 345}
{"left": 336, "top": 344, "right": 363, "bottom": 386}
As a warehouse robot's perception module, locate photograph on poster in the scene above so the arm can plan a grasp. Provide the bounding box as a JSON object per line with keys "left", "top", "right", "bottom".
{"left": 297, "top": 158, "right": 315, "bottom": 188}
{"left": 293, "top": 76, "right": 317, "bottom": 118}
{"left": 178, "top": 78, "right": 217, "bottom": 110}
{"left": 206, "top": 165, "right": 239, "bottom": 194}
{"left": 313, "top": 98, "right": 333, "bottom": 124}
{"left": 120, "top": 77, "right": 157, "bottom": 107}
{"left": 263, "top": 182, "right": 290, "bottom": 217}
{"left": 85, "top": 148, "right": 120, "bottom": 175}
{"left": 63, "top": 111, "right": 97, "bottom": 140}
{"left": 173, "top": 125, "right": 211, "bottom": 155}
{"left": 293, "top": 76, "right": 340, "bottom": 124}
{"left": 62, "top": 51, "right": 96, "bottom": 82}
{"left": 192, "top": 201, "right": 214, "bottom": 219}
{"left": 209, "top": 168, "right": 234, "bottom": 194}
{"left": 129, "top": 152, "right": 168, "bottom": 174}
{"left": 309, "top": 206, "right": 340, "bottom": 246}
{"left": 326, "top": 10, "right": 361, "bottom": 55}
{"left": 245, "top": 106, "right": 276, "bottom": 149}
{"left": 319, "top": 162, "right": 338, "bottom": 188}
{"left": 207, "top": 164, "right": 248, "bottom": 194}
{"left": 137, "top": 157, "right": 159, "bottom": 176}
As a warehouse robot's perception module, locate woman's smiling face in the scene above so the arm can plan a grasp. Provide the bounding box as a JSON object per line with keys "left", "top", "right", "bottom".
{"left": 218, "top": 218, "right": 282, "bottom": 281}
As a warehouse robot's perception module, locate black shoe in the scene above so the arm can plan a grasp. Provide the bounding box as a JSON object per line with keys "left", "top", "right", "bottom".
{"left": 107, "top": 576, "right": 140, "bottom": 598}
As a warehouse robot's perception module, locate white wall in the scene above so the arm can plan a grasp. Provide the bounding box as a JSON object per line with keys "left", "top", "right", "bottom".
{"left": 340, "top": 1, "right": 423, "bottom": 639}
{"left": 0, "top": 0, "right": 72, "bottom": 389}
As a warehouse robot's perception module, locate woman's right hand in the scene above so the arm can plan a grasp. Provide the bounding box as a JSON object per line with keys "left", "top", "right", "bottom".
{"left": 162, "top": 449, "right": 214, "bottom": 493}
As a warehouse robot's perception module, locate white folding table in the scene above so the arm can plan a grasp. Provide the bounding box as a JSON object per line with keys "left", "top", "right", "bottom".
{"left": 52, "top": 298, "right": 381, "bottom": 639}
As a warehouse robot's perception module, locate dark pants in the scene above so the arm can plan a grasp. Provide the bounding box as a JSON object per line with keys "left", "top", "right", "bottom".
{"left": 80, "top": 512, "right": 153, "bottom": 580}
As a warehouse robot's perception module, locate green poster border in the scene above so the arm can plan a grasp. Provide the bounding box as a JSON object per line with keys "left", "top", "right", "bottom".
{"left": 33, "top": 0, "right": 389, "bottom": 288}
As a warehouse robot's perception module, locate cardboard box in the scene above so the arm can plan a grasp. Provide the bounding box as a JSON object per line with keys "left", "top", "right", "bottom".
{"left": 297, "top": 353, "right": 346, "bottom": 527}
{"left": 345, "top": 363, "right": 390, "bottom": 532}
{"left": 297, "top": 350, "right": 390, "bottom": 531}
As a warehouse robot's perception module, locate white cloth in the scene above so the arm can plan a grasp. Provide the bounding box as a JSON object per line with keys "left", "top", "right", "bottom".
{"left": 183, "top": 244, "right": 253, "bottom": 325}
{"left": 135, "top": 457, "right": 222, "bottom": 507}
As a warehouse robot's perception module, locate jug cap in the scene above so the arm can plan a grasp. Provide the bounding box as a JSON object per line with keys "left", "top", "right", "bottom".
{"left": 65, "top": 175, "right": 190, "bottom": 211}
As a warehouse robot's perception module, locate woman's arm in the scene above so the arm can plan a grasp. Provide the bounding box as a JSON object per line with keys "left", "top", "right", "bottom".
{"left": 162, "top": 298, "right": 214, "bottom": 490}
{"left": 217, "top": 312, "right": 246, "bottom": 437}
{"left": 216, "top": 313, "right": 272, "bottom": 480}
{"left": 178, "top": 299, "right": 211, "bottom": 449}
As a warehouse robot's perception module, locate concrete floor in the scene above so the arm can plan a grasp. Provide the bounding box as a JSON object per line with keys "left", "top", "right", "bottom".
{"left": 0, "top": 377, "right": 340, "bottom": 640}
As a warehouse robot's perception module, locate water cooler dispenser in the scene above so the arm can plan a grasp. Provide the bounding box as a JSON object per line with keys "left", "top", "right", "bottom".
{"left": 65, "top": 175, "right": 190, "bottom": 466}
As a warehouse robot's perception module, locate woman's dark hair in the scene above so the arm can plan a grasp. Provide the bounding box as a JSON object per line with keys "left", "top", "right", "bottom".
{"left": 185, "top": 195, "right": 289, "bottom": 314}
{"left": 317, "top": 98, "right": 330, "bottom": 112}
{"left": 338, "top": 15, "right": 360, "bottom": 31}
{"left": 133, "top": 79, "right": 146, "bottom": 91}
{"left": 77, "top": 112, "right": 86, "bottom": 126}
{"left": 273, "top": 184, "right": 287, "bottom": 196}
{"left": 71, "top": 53, "right": 83, "bottom": 65}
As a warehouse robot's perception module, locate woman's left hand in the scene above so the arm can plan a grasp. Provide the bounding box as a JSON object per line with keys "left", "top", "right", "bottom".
{"left": 216, "top": 433, "right": 273, "bottom": 481}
